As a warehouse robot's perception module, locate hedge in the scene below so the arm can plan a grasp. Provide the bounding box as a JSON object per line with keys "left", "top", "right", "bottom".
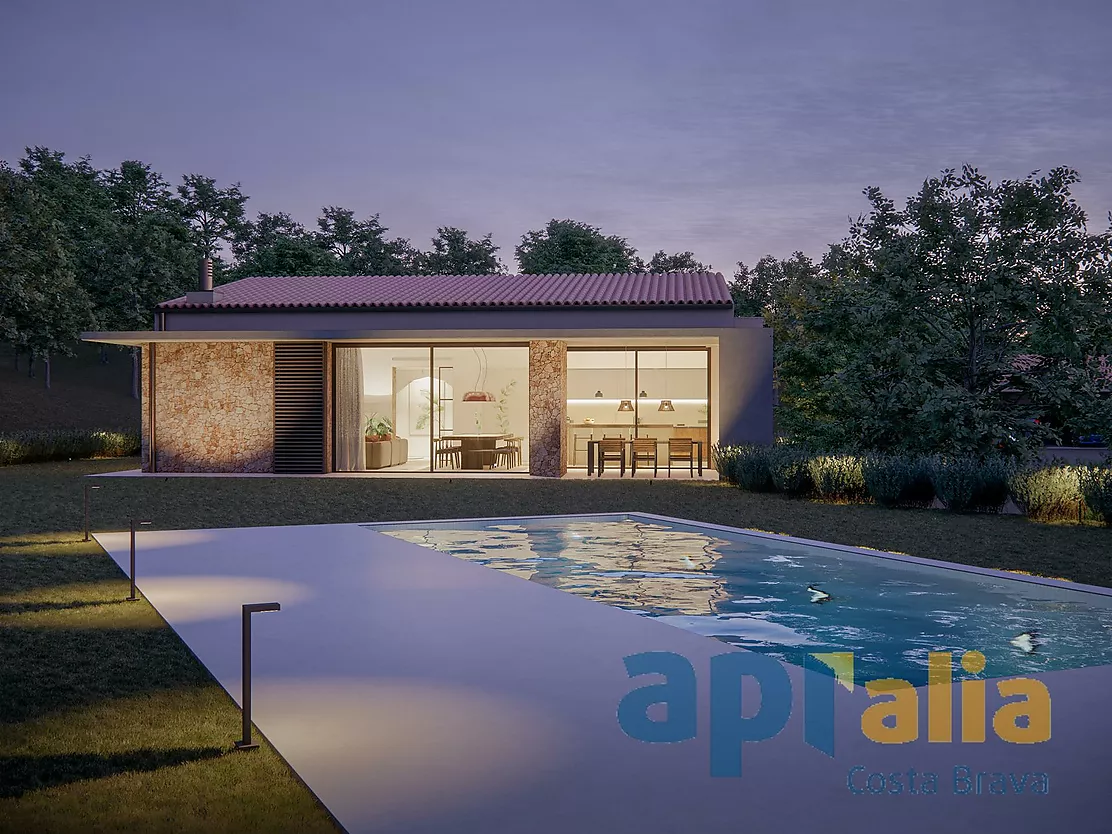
{"left": 1079, "top": 466, "right": 1112, "bottom": 527}
{"left": 0, "top": 429, "right": 140, "bottom": 466}
{"left": 929, "top": 455, "right": 1014, "bottom": 514}
{"left": 713, "top": 443, "right": 1110, "bottom": 526}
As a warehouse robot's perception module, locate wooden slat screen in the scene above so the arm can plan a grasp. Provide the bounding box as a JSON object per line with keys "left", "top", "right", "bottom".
{"left": 273, "top": 342, "right": 326, "bottom": 474}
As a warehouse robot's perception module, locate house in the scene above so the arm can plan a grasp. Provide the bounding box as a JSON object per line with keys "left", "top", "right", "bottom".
{"left": 81, "top": 268, "right": 773, "bottom": 476}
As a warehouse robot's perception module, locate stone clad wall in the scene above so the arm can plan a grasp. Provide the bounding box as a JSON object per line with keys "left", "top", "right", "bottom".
{"left": 144, "top": 342, "right": 275, "bottom": 473}
{"left": 528, "top": 340, "right": 567, "bottom": 477}
{"left": 140, "top": 345, "right": 150, "bottom": 470}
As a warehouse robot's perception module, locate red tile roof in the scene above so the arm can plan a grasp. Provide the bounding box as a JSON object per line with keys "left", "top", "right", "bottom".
{"left": 158, "top": 272, "right": 733, "bottom": 310}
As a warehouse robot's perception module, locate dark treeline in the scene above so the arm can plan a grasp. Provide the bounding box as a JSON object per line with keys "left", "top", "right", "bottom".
{"left": 1, "top": 148, "right": 1110, "bottom": 457}
{"left": 0, "top": 147, "right": 711, "bottom": 392}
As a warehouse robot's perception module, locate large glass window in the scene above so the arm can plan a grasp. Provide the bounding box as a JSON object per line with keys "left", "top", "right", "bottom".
{"left": 333, "top": 344, "right": 528, "bottom": 472}
{"left": 566, "top": 348, "right": 710, "bottom": 468}
{"left": 334, "top": 346, "right": 432, "bottom": 472}
{"left": 431, "top": 346, "right": 529, "bottom": 471}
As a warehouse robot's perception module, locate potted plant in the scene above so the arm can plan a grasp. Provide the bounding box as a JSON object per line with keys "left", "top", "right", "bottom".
{"left": 364, "top": 414, "right": 394, "bottom": 442}
{"left": 364, "top": 414, "right": 407, "bottom": 469}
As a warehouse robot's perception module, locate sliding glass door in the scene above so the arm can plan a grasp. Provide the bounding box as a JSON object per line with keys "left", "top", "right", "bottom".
{"left": 333, "top": 346, "right": 433, "bottom": 472}
{"left": 430, "top": 346, "right": 529, "bottom": 471}
{"left": 565, "top": 347, "right": 710, "bottom": 467}
{"left": 332, "top": 344, "right": 529, "bottom": 473}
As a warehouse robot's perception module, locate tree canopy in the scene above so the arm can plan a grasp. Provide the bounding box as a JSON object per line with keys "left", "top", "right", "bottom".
{"left": 0, "top": 164, "right": 94, "bottom": 369}
{"left": 415, "top": 226, "right": 505, "bottom": 275}
{"left": 645, "top": 250, "right": 710, "bottom": 273}
{"left": 741, "top": 166, "right": 1112, "bottom": 456}
{"left": 515, "top": 218, "right": 641, "bottom": 274}
{"left": 176, "top": 174, "right": 247, "bottom": 260}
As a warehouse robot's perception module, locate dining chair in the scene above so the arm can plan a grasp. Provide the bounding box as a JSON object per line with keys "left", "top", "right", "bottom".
{"left": 667, "top": 437, "right": 695, "bottom": 478}
{"left": 433, "top": 437, "right": 462, "bottom": 469}
{"left": 494, "top": 436, "right": 522, "bottom": 469}
{"left": 630, "top": 438, "right": 658, "bottom": 477}
{"left": 598, "top": 438, "right": 626, "bottom": 476}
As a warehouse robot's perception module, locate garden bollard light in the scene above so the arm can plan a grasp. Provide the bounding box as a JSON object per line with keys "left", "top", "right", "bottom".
{"left": 83, "top": 483, "right": 102, "bottom": 542}
{"left": 128, "top": 518, "right": 152, "bottom": 601}
{"left": 235, "top": 602, "right": 282, "bottom": 750}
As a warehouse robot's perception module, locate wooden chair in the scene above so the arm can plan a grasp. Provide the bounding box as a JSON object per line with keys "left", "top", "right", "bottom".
{"left": 667, "top": 437, "right": 695, "bottom": 478}
{"left": 433, "top": 437, "right": 462, "bottom": 469}
{"left": 494, "top": 436, "right": 522, "bottom": 469}
{"left": 630, "top": 438, "right": 658, "bottom": 477}
{"left": 598, "top": 438, "right": 626, "bottom": 477}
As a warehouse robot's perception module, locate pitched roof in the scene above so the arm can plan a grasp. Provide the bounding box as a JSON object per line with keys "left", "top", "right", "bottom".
{"left": 157, "top": 272, "right": 734, "bottom": 310}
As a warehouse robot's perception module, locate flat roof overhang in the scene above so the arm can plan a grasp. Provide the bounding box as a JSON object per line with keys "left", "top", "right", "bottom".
{"left": 81, "top": 325, "right": 758, "bottom": 347}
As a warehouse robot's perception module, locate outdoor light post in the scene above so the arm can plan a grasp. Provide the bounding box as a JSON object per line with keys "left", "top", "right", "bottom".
{"left": 83, "top": 483, "right": 101, "bottom": 542}
{"left": 128, "top": 518, "right": 152, "bottom": 601}
{"left": 235, "top": 602, "right": 282, "bottom": 750}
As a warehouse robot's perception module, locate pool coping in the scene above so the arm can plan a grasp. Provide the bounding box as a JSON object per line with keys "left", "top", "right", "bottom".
{"left": 366, "top": 509, "right": 1112, "bottom": 600}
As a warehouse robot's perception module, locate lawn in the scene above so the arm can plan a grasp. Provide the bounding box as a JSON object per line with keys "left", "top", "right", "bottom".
{"left": 2, "top": 457, "right": 1110, "bottom": 832}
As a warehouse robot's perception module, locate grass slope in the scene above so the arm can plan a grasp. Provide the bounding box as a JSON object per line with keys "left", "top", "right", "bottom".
{"left": 1, "top": 458, "right": 1109, "bottom": 831}
{"left": 0, "top": 343, "right": 140, "bottom": 432}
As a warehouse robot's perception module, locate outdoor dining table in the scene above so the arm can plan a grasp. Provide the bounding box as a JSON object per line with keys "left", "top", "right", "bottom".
{"left": 586, "top": 439, "right": 703, "bottom": 477}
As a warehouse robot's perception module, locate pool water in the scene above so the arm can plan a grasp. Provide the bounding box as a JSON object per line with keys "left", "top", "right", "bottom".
{"left": 368, "top": 514, "right": 1112, "bottom": 686}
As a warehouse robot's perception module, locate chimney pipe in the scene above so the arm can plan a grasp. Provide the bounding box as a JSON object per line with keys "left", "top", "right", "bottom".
{"left": 199, "top": 258, "right": 213, "bottom": 292}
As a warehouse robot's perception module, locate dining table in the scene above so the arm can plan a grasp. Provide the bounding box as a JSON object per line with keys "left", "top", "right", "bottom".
{"left": 450, "top": 433, "right": 508, "bottom": 470}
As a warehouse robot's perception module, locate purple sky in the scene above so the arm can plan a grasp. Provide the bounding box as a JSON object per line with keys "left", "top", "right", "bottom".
{"left": 3, "top": 0, "right": 1110, "bottom": 274}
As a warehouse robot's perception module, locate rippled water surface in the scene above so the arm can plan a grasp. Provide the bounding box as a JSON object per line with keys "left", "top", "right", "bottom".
{"left": 368, "top": 515, "right": 1112, "bottom": 686}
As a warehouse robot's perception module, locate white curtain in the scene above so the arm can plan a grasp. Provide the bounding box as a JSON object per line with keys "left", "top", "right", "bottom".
{"left": 335, "top": 348, "right": 365, "bottom": 471}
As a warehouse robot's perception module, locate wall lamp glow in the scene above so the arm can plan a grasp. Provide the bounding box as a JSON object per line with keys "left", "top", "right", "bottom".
{"left": 235, "top": 602, "right": 282, "bottom": 750}
{"left": 83, "top": 483, "right": 102, "bottom": 542}
{"left": 128, "top": 518, "right": 152, "bottom": 601}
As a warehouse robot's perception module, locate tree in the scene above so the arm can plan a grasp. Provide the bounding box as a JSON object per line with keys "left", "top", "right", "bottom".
{"left": 176, "top": 174, "right": 247, "bottom": 266}
{"left": 99, "top": 161, "right": 198, "bottom": 394}
{"left": 231, "top": 212, "right": 338, "bottom": 278}
{"left": 728, "top": 253, "right": 829, "bottom": 438}
{"left": 316, "top": 207, "right": 411, "bottom": 275}
{"left": 413, "top": 226, "right": 505, "bottom": 275}
{"left": 102, "top": 160, "right": 174, "bottom": 224}
{"left": 779, "top": 166, "right": 1112, "bottom": 457}
{"left": 316, "top": 206, "right": 361, "bottom": 261}
{"left": 645, "top": 250, "right": 710, "bottom": 273}
{"left": 99, "top": 161, "right": 197, "bottom": 331}
{"left": 18, "top": 147, "right": 117, "bottom": 335}
{"left": 0, "top": 164, "right": 94, "bottom": 388}
{"left": 515, "top": 219, "right": 641, "bottom": 274}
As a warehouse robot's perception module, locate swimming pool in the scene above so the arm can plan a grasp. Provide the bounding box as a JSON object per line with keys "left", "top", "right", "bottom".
{"left": 367, "top": 513, "right": 1112, "bottom": 686}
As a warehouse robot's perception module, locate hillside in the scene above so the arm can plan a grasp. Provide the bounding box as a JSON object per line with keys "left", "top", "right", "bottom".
{"left": 0, "top": 342, "right": 141, "bottom": 432}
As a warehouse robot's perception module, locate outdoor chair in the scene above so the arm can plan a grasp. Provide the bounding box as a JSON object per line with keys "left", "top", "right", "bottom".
{"left": 598, "top": 438, "right": 626, "bottom": 476}
{"left": 666, "top": 437, "right": 695, "bottom": 478}
{"left": 630, "top": 438, "right": 658, "bottom": 477}
{"left": 433, "top": 437, "right": 462, "bottom": 469}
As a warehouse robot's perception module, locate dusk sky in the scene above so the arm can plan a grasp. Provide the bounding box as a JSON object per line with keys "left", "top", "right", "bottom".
{"left": 3, "top": 0, "right": 1110, "bottom": 274}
